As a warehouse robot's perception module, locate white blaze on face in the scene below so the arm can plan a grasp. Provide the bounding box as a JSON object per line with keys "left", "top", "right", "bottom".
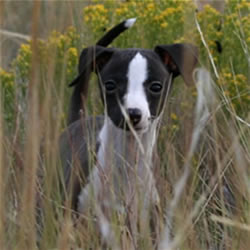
{"left": 124, "top": 52, "right": 150, "bottom": 129}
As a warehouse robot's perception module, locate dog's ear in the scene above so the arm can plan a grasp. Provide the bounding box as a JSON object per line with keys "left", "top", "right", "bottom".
{"left": 68, "top": 46, "right": 115, "bottom": 125}
{"left": 70, "top": 45, "right": 115, "bottom": 87}
{"left": 79, "top": 45, "right": 115, "bottom": 74}
{"left": 154, "top": 43, "right": 198, "bottom": 86}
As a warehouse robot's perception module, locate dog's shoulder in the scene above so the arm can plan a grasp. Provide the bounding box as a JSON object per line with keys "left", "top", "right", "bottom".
{"left": 59, "top": 116, "right": 104, "bottom": 187}
{"left": 60, "top": 115, "right": 104, "bottom": 146}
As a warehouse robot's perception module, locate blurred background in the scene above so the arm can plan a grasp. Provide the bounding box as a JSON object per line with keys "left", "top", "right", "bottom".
{"left": 0, "top": 1, "right": 249, "bottom": 249}
{"left": 0, "top": 1, "right": 91, "bottom": 68}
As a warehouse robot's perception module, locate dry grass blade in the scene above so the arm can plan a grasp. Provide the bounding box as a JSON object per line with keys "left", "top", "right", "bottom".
{"left": 158, "top": 68, "right": 215, "bottom": 250}
{"left": 211, "top": 215, "right": 250, "bottom": 232}
{"left": 0, "top": 1, "right": 249, "bottom": 249}
{"left": 0, "top": 29, "right": 31, "bottom": 42}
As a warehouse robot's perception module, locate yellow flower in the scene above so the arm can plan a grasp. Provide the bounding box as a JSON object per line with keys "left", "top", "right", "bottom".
{"left": 154, "top": 16, "right": 161, "bottom": 22}
{"left": 95, "top": 4, "right": 107, "bottom": 13}
{"left": 203, "top": 4, "right": 220, "bottom": 16}
{"left": 84, "top": 15, "right": 90, "bottom": 23}
{"left": 20, "top": 43, "right": 31, "bottom": 53}
{"left": 163, "top": 7, "right": 176, "bottom": 16}
{"left": 115, "top": 6, "right": 129, "bottom": 16}
{"left": 147, "top": 3, "right": 155, "bottom": 10}
{"left": 171, "top": 113, "right": 178, "bottom": 121}
{"left": 237, "top": 1, "right": 250, "bottom": 10}
{"left": 236, "top": 74, "right": 247, "bottom": 82}
{"left": 68, "top": 47, "right": 77, "bottom": 57}
{"left": 172, "top": 124, "right": 179, "bottom": 131}
{"left": 161, "top": 22, "right": 168, "bottom": 28}
{"left": 0, "top": 68, "right": 14, "bottom": 87}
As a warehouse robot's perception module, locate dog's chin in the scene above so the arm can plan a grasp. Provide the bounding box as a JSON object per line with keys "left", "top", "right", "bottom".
{"left": 123, "top": 122, "right": 149, "bottom": 134}
{"left": 132, "top": 124, "right": 149, "bottom": 134}
{"left": 112, "top": 119, "right": 148, "bottom": 134}
{"left": 109, "top": 116, "right": 152, "bottom": 134}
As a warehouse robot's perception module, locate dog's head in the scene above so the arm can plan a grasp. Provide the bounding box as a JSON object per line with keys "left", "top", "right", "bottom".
{"left": 70, "top": 43, "right": 198, "bottom": 132}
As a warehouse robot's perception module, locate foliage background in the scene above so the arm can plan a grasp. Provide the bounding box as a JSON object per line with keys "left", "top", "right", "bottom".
{"left": 0, "top": 0, "right": 249, "bottom": 249}
{"left": 1, "top": 0, "right": 249, "bottom": 129}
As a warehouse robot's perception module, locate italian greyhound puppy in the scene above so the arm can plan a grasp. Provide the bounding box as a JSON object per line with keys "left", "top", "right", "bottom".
{"left": 60, "top": 18, "right": 198, "bottom": 246}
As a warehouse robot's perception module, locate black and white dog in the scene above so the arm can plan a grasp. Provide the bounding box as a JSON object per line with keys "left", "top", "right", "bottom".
{"left": 60, "top": 18, "right": 198, "bottom": 242}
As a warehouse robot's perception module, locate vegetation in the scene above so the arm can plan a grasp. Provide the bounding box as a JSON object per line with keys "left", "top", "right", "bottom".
{"left": 0, "top": 0, "right": 249, "bottom": 249}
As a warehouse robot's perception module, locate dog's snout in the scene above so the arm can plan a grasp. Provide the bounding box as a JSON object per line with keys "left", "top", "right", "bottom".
{"left": 127, "top": 108, "right": 142, "bottom": 125}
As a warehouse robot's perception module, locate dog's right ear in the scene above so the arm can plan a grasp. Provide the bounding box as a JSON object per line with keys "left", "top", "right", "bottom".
{"left": 68, "top": 46, "right": 115, "bottom": 125}
{"left": 154, "top": 43, "right": 198, "bottom": 86}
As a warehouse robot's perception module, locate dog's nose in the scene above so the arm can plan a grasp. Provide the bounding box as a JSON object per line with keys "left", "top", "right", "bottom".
{"left": 127, "top": 108, "right": 142, "bottom": 125}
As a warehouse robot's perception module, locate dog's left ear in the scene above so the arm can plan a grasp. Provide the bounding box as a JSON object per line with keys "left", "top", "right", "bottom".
{"left": 67, "top": 46, "right": 115, "bottom": 125}
{"left": 154, "top": 43, "right": 198, "bottom": 86}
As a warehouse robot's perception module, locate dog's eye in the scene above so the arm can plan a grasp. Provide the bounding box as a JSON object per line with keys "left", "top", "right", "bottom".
{"left": 149, "top": 82, "right": 163, "bottom": 94}
{"left": 104, "top": 80, "right": 117, "bottom": 93}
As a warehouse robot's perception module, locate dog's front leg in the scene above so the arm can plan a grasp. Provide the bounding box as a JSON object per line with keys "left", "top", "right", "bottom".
{"left": 77, "top": 166, "right": 102, "bottom": 214}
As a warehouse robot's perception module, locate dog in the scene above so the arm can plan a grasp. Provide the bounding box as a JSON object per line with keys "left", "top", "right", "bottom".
{"left": 59, "top": 18, "right": 198, "bottom": 247}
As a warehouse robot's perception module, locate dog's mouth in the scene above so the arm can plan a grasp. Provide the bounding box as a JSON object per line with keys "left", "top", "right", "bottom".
{"left": 112, "top": 115, "right": 157, "bottom": 133}
{"left": 132, "top": 125, "right": 145, "bottom": 132}
{"left": 127, "top": 124, "right": 148, "bottom": 134}
{"left": 124, "top": 122, "right": 143, "bottom": 132}
{"left": 118, "top": 118, "right": 152, "bottom": 133}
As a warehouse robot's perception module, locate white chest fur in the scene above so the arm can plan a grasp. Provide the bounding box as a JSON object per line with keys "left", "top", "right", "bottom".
{"left": 78, "top": 117, "right": 160, "bottom": 214}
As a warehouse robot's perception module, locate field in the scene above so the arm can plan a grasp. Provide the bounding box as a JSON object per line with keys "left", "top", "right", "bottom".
{"left": 0, "top": 0, "right": 249, "bottom": 249}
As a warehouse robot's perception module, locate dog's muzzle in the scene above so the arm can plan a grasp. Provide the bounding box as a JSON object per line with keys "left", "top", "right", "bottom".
{"left": 127, "top": 108, "right": 142, "bottom": 126}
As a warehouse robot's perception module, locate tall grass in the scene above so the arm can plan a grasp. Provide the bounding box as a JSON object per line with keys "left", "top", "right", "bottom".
{"left": 0, "top": 0, "right": 249, "bottom": 249}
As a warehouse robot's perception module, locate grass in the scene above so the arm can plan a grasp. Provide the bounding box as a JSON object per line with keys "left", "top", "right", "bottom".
{"left": 0, "top": 0, "right": 249, "bottom": 249}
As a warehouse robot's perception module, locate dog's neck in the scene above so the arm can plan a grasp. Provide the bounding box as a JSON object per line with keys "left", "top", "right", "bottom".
{"left": 97, "top": 116, "right": 159, "bottom": 173}
{"left": 91, "top": 116, "right": 160, "bottom": 208}
{"left": 78, "top": 115, "right": 160, "bottom": 213}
